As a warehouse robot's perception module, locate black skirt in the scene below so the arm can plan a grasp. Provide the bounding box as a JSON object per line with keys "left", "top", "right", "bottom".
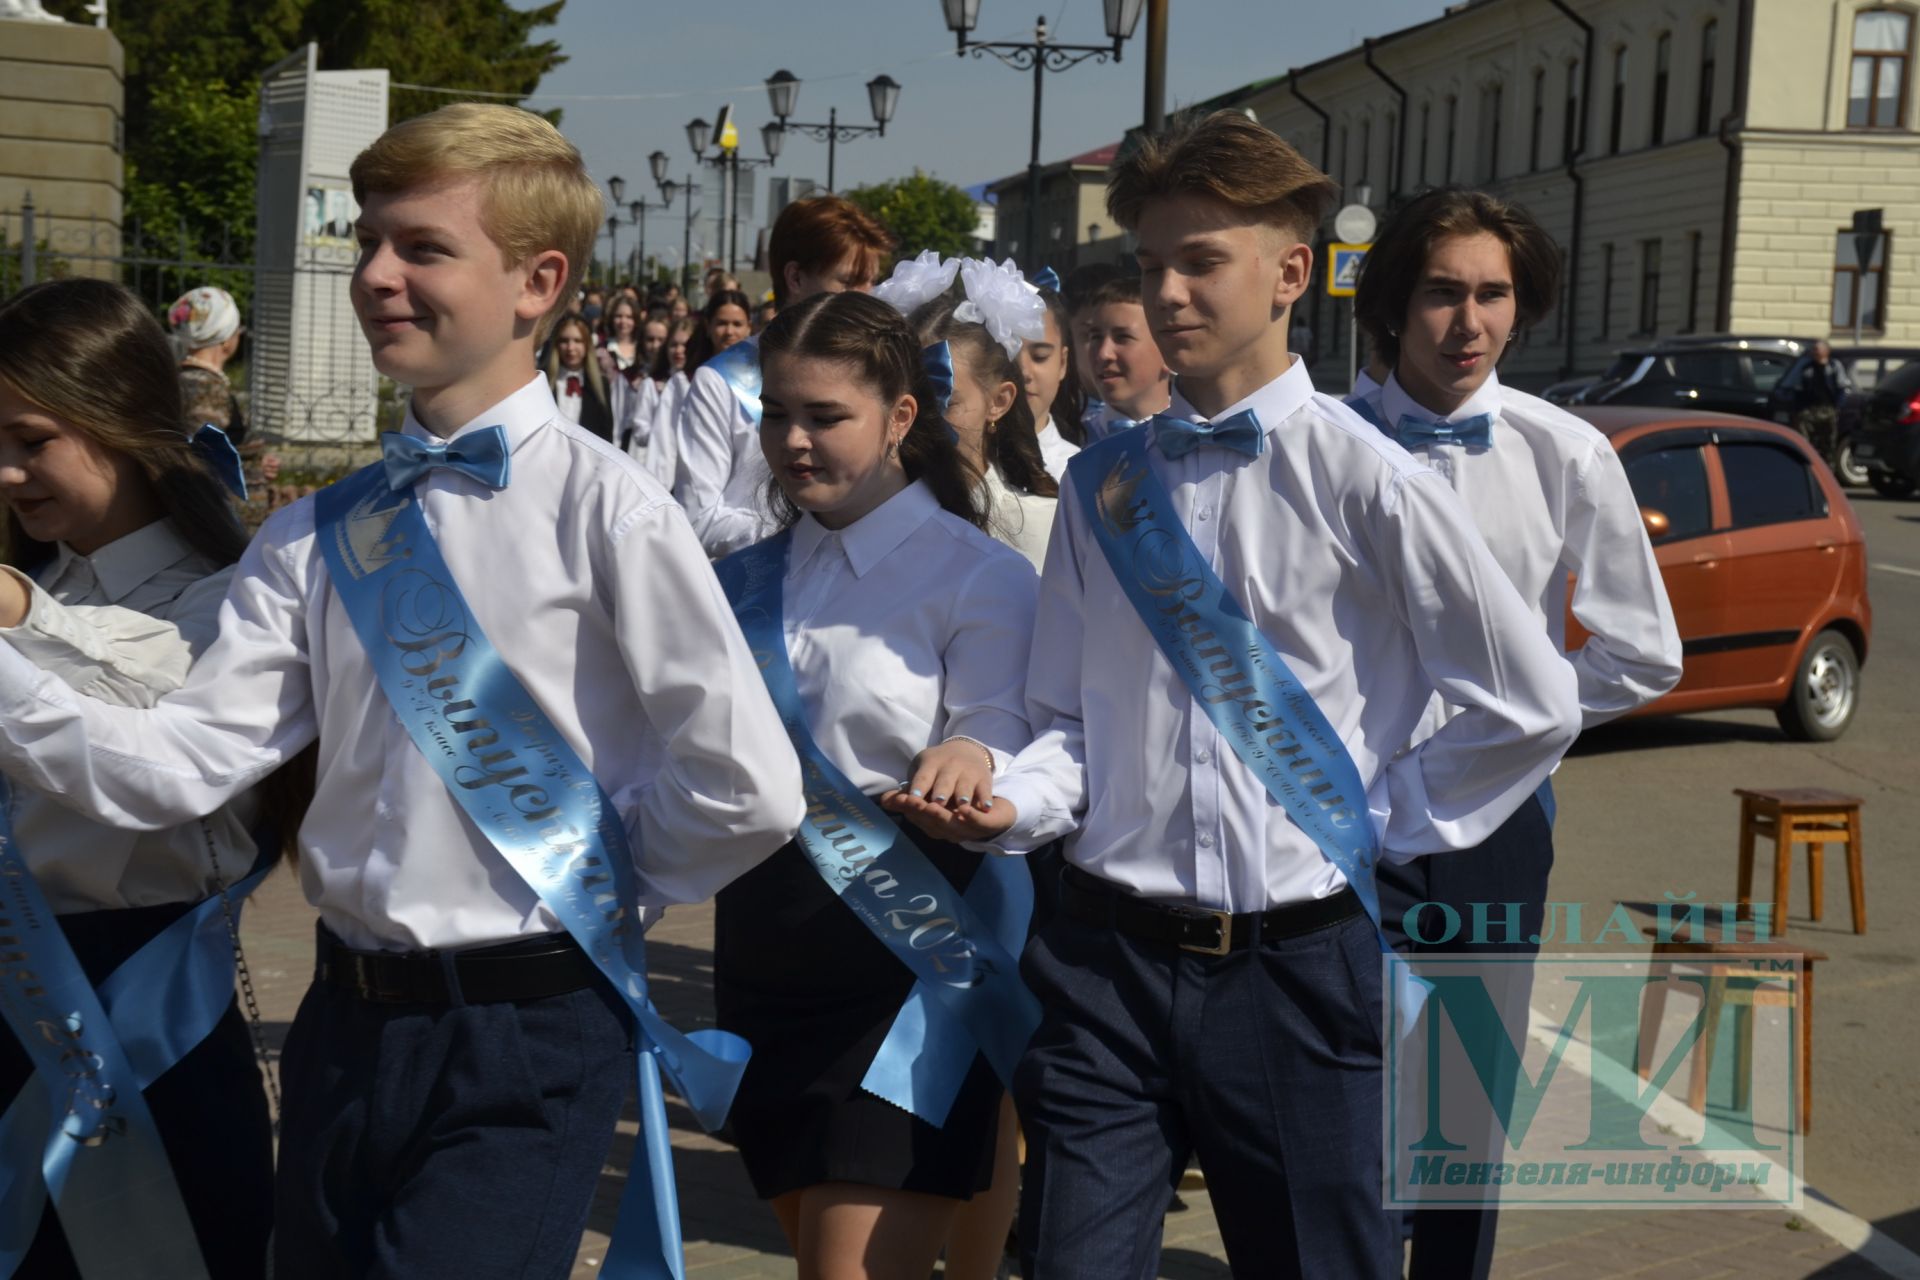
{"left": 714, "top": 825, "right": 1005, "bottom": 1201}
{"left": 0, "top": 901, "right": 274, "bottom": 1280}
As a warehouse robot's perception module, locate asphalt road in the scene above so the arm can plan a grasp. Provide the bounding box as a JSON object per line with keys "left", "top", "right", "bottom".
{"left": 1549, "top": 486, "right": 1920, "bottom": 1253}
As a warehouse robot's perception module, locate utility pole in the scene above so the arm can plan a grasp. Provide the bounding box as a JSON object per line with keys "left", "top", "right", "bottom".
{"left": 1143, "top": 0, "right": 1169, "bottom": 133}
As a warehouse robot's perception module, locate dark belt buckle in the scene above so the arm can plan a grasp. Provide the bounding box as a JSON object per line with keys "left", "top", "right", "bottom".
{"left": 1175, "top": 906, "right": 1233, "bottom": 956}
{"left": 344, "top": 952, "right": 425, "bottom": 1003}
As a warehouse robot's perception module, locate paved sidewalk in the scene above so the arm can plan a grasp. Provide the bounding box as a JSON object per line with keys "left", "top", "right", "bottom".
{"left": 234, "top": 870, "right": 1895, "bottom": 1279}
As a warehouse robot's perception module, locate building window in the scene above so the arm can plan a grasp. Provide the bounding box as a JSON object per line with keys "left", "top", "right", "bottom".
{"left": 1564, "top": 58, "right": 1582, "bottom": 160}
{"left": 1833, "top": 229, "right": 1890, "bottom": 330}
{"left": 1338, "top": 125, "right": 1349, "bottom": 182}
{"left": 1445, "top": 95, "right": 1458, "bottom": 181}
{"left": 1479, "top": 83, "right": 1503, "bottom": 180}
{"left": 1359, "top": 117, "right": 1372, "bottom": 191}
{"left": 1849, "top": 9, "right": 1912, "bottom": 128}
{"left": 1419, "top": 102, "right": 1432, "bottom": 186}
{"left": 1601, "top": 242, "right": 1616, "bottom": 337}
{"left": 1652, "top": 32, "right": 1672, "bottom": 145}
{"left": 1610, "top": 47, "right": 1628, "bottom": 153}
{"left": 1683, "top": 230, "right": 1703, "bottom": 332}
{"left": 1530, "top": 68, "right": 1547, "bottom": 170}
{"left": 1697, "top": 20, "right": 1719, "bottom": 136}
{"left": 1637, "top": 238, "right": 1663, "bottom": 334}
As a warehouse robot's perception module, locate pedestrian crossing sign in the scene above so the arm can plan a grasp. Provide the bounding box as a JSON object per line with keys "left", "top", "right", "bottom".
{"left": 1328, "top": 243, "right": 1369, "bottom": 297}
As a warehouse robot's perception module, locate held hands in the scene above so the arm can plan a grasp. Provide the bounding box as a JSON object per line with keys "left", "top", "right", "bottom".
{"left": 878, "top": 738, "right": 1018, "bottom": 842}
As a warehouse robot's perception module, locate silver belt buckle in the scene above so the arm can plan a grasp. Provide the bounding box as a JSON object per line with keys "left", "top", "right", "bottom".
{"left": 1176, "top": 906, "right": 1234, "bottom": 955}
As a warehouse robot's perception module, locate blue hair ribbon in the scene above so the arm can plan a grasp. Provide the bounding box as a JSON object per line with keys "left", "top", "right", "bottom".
{"left": 190, "top": 424, "right": 247, "bottom": 501}
{"left": 920, "top": 341, "right": 955, "bottom": 412}
{"left": 1030, "top": 265, "right": 1061, "bottom": 293}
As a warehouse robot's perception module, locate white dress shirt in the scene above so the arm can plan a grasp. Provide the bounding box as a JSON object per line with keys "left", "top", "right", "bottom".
{"left": 553, "top": 367, "right": 586, "bottom": 424}
{"left": 624, "top": 374, "right": 660, "bottom": 457}
{"left": 1358, "top": 371, "right": 1682, "bottom": 734}
{"left": 644, "top": 371, "right": 690, "bottom": 492}
{"left": 0, "top": 375, "right": 804, "bottom": 950}
{"left": 0, "top": 522, "right": 260, "bottom": 913}
{"left": 1035, "top": 414, "right": 1080, "bottom": 481}
{"left": 994, "top": 356, "right": 1581, "bottom": 913}
{"left": 676, "top": 349, "right": 777, "bottom": 557}
{"left": 1351, "top": 368, "right": 1383, "bottom": 399}
{"left": 978, "top": 465, "right": 1056, "bottom": 572}
{"left": 779, "top": 481, "right": 1039, "bottom": 792}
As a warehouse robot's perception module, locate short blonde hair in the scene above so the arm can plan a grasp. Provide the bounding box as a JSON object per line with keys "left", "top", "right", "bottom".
{"left": 351, "top": 104, "right": 600, "bottom": 342}
{"left": 1108, "top": 110, "right": 1338, "bottom": 246}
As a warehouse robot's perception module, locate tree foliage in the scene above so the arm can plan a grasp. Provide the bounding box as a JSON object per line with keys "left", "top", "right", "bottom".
{"left": 843, "top": 172, "right": 983, "bottom": 262}
{"left": 41, "top": 0, "right": 566, "bottom": 272}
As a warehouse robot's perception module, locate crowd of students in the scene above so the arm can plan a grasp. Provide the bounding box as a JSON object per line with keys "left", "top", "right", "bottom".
{"left": 0, "top": 100, "right": 1684, "bottom": 1280}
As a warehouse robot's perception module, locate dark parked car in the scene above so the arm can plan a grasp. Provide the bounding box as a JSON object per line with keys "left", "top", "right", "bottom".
{"left": 1580, "top": 336, "right": 1808, "bottom": 419}
{"left": 1567, "top": 408, "right": 1871, "bottom": 740}
{"left": 1853, "top": 357, "right": 1920, "bottom": 498}
{"left": 1766, "top": 345, "right": 1920, "bottom": 486}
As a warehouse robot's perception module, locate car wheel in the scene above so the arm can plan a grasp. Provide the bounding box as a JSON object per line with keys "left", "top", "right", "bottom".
{"left": 1776, "top": 629, "right": 1860, "bottom": 742}
{"left": 1868, "top": 469, "right": 1917, "bottom": 498}
{"left": 1834, "top": 438, "right": 1872, "bottom": 487}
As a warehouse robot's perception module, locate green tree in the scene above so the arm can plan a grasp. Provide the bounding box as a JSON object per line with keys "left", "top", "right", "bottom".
{"left": 843, "top": 172, "right": 982, "bottom": 262}
{"left": 42, "top": 0, "right": 566, "bottom": 276}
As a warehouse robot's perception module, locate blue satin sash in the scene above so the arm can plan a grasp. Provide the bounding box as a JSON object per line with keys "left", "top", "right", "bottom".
{"left": 704, "top": 336, "right": 761, "bottom": 425}
{"left": 314, "top": 463, "right": 750, "bottom": 1280}
{"left": 1067, "top": 430, "right": 1426, "bottom": 1027}
{"left": 0, "top": 778, "right": 255, "bottom": 1280}
{"left": 715, "top": 534, "right": 1039, "bottom": 1125}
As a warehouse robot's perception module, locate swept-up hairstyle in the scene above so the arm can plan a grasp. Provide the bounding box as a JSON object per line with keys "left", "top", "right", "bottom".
{"left": 758, "top": 291, "right": 984, "bottom": 531}
{"left": 1107, "top": 109, "right": 1338, "bottom": 246}
{"left": 349, "top": 103, "right": 601, "bottom": 344}
{"left": 1354, "top": 187, "right": 1563, "bottom": 367}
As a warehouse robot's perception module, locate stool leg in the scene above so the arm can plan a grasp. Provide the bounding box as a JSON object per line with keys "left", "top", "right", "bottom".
{"left": 1733, "top": 1002, "right": 1754, "bottom": 1113}
{"left": 1807, "top": 840, "right": 1825, "bottom": 922}
{"left": 1693, "top": 976, "right": 1726, "bottom": 1116}
{"left": 1638, "top": 972, "right": 1670, "bottom": 1082}
{"left": 1800, "top": 964, "right": 1815, "bottom": 1135}
{"left": 1736, "top": 800, "right": 1757, "bottom": 921}
{"left": 1770, "top": 820, "right": 1793, "bottom": 938}
{"left": 1846, "top": 809, "right": 1866, "bottom": 935}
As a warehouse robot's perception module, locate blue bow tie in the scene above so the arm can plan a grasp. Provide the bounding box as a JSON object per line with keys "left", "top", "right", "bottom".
{"left": 381, "top": 425, "right": 512, "bottom": 493}
{"left": 1149, "top": 408, "right": 1266, "bottom": 459}
{"left": 1395, "top": 412, "right": 1494, "bottom": 449}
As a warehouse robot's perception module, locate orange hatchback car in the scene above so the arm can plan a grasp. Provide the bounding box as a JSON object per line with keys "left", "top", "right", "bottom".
{"left": 1565, "top": 408, "right": 1872, "bottom": 740}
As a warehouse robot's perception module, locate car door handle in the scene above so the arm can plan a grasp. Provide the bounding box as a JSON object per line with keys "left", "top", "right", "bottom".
{"left": 1692, "top": 553, "right": 1719, "bottom": 567}
{"left": 1814, "top": 537, "right": 1838, "bottom": 552}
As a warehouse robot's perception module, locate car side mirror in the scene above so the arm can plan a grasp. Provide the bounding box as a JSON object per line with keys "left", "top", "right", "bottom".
{"left": 1640, "top": 507, "right": 1670, "bottom": 539}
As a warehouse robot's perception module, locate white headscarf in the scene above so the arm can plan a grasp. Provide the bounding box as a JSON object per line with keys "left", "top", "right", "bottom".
{"left": 168, "top": 286, "right": 242, "bottom": 351}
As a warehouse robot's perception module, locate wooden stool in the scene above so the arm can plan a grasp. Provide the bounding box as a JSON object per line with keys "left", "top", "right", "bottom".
{"left": 1734, "top": 788, "right": 1865, "bottom": 937}
{"left": 1636, "top": 927, "right": 1825, "bottom": 1133}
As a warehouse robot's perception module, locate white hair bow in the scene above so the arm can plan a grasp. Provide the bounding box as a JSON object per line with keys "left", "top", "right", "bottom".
{"left": 954, "top": 257, "right": 1047, "bottom": 361}
{"left": 872, "top": 250, "right": 961, "bottom": 316}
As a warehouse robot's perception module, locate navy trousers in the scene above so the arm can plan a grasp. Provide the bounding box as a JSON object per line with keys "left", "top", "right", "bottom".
{"left": 1013, "top": 900, "right": 1398, "bottom": 1280}
{"left": 0, "top": 903, "right": 273, "bottom": 1280}
{"left": 272, "top": 949, "right": 633, "bottom": 1280}
{"left": 1377, "top": 794, "right": 1555, "bottom": 1280}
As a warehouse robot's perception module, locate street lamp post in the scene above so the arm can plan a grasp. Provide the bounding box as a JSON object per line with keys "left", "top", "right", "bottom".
{"left": 687, "top": 117, "right": 783, "bottom": 276}
{"left": 659, "top": 172, "right": 702, "bottom": 297}
{"left": 939, "top": 2, "right": 1145, "bottom": 274}
{"left": 606, "top": 216, "right": 620, "bottom": 289}
{"left": 764, "top": 69, "right": 900, "bottom": 193}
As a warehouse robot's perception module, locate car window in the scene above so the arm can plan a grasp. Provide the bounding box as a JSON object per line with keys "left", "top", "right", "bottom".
{"left": 1748, "top": 352, "right": 1793, "bottom": 392}
{"left": 1863, "top": 355, "right": 1914, "bottom": 391}
{"left": 1624, "top": 445, "right": 1713, "bottom": 541}
{"left": 1848, "top": 357, "right": 1879, "bottom": 391}
{"left": 1775, "top": 356, "right": 1810, "bottom": 395}
{"left": 1671, "top": 350, "right": 1746, "bottom": 390}
{"left": 1720, "top": 442, "right": 1825, "bottom": 528}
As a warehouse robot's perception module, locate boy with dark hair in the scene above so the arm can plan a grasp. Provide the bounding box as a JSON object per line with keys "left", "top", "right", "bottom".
{"left": 675, "top": 195, "right": 894, "bottom": 555}
{"left": 0, "top": 103, "right": 804, "bottom": 1278}
{"left": 888, "top": 110, "right": 1581, "bottom": 1279}
{"left": 1350, "top": 185, "right": 1681, "bottom": 1280}
{"left": 1071, "top": 273, "right": 1173, "bottom": 440}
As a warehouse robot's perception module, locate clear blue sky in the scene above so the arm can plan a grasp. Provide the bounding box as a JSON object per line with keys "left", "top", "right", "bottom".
{"left": 498, "top": 0, "right": 1447, "bottom": 265}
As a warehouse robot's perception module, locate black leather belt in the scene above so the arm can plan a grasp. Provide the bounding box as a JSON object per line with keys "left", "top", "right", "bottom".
{"left": 1061, "top": 865, "right": 1362, "bottom": 955}
{"left": 315, "top": 924, "right": 598, "bottom": 1005}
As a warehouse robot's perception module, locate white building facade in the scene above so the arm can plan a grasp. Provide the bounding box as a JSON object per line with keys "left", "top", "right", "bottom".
{"left": 1199, "top": 0, "right": 1920, "bottom": 389}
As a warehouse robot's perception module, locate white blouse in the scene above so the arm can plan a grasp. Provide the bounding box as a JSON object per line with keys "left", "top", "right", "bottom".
{"left": 1035, "top": 414, "right": 1080, "bottom": 482}
{"left": 778, "top": 481, "right": 1039, "bottom": 795}
{"left": 644, "top": 371, "right": 691, "bottom": 493}
{"left": 0, "top": 521, "right": 260, "bottom": 913}
{"left": 979, "top": 464, "right": 1056, "bottom": 572}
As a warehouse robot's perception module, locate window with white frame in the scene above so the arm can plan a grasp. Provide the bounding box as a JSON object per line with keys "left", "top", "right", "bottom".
{"left": 1849, "top": 8, "right": 1912, "bottom": 128}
